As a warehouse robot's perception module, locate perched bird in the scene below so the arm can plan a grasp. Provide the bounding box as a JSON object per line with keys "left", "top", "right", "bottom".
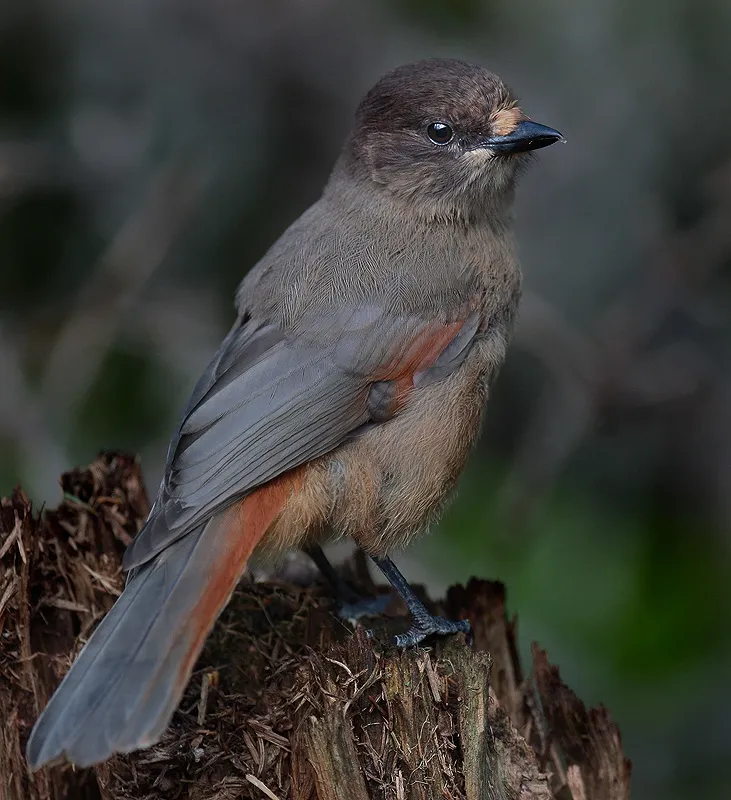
{"left": 27, "top": 58, "right": 561, "bottom": 769}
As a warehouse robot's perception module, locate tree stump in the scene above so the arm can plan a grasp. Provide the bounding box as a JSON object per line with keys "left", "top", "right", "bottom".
{"left": 0, "top": 454, "right": 631, "bottom": 800}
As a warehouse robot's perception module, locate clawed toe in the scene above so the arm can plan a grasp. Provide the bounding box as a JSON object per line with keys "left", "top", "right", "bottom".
{"left": 393, "top": 615, "right": 471, "bottom": 648}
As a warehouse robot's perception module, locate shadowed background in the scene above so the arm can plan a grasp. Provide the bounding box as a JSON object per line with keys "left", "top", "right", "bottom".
{"left": 1, "top": 2, "right": 730, "bottom": 798}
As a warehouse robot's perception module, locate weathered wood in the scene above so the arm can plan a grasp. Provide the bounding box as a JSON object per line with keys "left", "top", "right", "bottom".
{"left": 0, "top": 454, "right": 632, "bottom": 800}
{"left": 450, "top": 646, "right": 493, "bottom": 800}
{"left": 533, "top": 647, "right": 632, "bottom": 800}
{"left": 0, "top": 454, "right": 146, "bottom": 800}
{"left": 299, "top": 681, "right": 371, "bottom": 800}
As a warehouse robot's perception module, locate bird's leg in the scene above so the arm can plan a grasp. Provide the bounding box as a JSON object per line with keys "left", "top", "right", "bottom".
{"left": 305, "top": 544, "right": 360, "bottom": 603}
{"left": 305, "top": 544, "right": 390, "bottom": 621}
{"left": 370, "top": 555, "right": 471, "bottom": 648}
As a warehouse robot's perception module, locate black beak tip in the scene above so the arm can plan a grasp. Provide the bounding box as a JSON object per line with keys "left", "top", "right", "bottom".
{"left": 522, "top": 121, "right": 564, "bottom": 150}
{"left": 486, "top": 120, "right": 564, "bottom": 154}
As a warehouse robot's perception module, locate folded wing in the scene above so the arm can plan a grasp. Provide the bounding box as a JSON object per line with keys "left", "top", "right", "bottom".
{"left": 124, "top": 306, "right": 480, "bottom": 569}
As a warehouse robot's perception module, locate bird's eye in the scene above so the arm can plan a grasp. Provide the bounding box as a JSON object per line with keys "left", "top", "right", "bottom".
{"left": 426, "top": 122, "right": 454, "bottom": 145}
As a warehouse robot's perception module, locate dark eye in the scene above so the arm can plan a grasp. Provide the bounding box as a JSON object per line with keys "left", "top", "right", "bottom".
{"left": 426, "top": 122, "right": 454, "bottom": 145}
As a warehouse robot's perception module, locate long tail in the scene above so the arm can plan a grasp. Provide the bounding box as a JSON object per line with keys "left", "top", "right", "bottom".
{"left": 26, "top": 482, "right": 290, "bottom": 769}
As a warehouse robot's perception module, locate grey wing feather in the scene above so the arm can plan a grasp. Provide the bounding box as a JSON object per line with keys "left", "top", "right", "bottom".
{"left": 123, "top": 311, "right": 385, "bottom": 570}
{"left": 123, "top": 308, "right": 479, "bottom": 571}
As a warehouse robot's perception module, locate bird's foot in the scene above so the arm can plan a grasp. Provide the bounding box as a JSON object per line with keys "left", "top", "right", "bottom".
{"left": 393, "top": 614, "right": 471, "bottom": 648}
{"left": 304, "top": 544, "right": 391, "bottom": 623}
{"left": 338, "top": 592, "right": 392, "bottom": 624}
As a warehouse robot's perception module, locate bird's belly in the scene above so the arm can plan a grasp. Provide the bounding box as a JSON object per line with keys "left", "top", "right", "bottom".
{"left": 260, "top": 340, "right": 497, "bottom": 558}
{"left": 328, "top": 354, "right": 488, "bottom": 554}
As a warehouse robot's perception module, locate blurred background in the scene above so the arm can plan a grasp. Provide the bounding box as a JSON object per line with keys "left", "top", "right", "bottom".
{"left": 1, "top": 1, "right": 730, "bottom": 797}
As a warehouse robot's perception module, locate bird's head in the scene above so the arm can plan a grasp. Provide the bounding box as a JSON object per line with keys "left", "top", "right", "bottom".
{"left": 340, "top": 59, "right": 562, "bottom": 221}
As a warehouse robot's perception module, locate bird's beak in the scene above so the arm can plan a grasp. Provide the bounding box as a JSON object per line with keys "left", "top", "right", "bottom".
{"left": 481, "top": 120, "right": 563, "bottom": 154}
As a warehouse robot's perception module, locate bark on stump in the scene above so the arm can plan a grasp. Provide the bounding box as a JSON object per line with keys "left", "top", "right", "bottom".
{"left": 0, "top": 454, "right": 631, "bottom": 800}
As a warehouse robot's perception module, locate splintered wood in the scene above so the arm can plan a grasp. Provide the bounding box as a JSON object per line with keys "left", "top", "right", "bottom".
{"left": 0, "top": 454, "right": 631, "bottom": 799}
{"left": 0, "top": 453, "right": 148, "bottom": 800}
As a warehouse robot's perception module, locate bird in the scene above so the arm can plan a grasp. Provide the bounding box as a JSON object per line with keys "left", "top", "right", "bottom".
{"left": 26, "top": 58, "right": 562, "bottom": 769}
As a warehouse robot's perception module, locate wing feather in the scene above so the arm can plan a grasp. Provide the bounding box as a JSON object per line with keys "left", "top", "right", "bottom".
{"left": 123, "top": 307, "right": 479, "bottom": 570}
